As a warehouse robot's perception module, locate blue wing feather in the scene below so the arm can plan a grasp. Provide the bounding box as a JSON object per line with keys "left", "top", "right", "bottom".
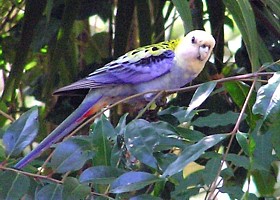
{"left": 54, "top": 50, "right": 175, "bottom": 95}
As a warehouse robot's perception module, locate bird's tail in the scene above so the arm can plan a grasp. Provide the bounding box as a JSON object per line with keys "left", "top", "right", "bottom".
{"left": 14, "top": 92, "right": 107, "bottom": 169}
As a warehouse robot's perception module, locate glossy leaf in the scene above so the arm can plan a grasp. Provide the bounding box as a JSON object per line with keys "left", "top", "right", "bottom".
{"left": 163, "top": 134, "right": 228, "bottom": 177}
{"left": 51, "top": 137, "right": 93, "bottom": 173}
{"left": 3, "top": 106, "right": 39, "bottom": 157}
{"left": 79, "top": 166, "right": 125, "bottom": 184}
{"left": 253, "top": 72, "right": 280, "bottom": 121}
{"left": 110, "top": 171, "right": 162, "bottom": 193}
{"left": 0, "top": 171, "right": 30, "bottom": 200}
{"left": 186, "top": 81, "right": 217, "bottom": 116}
{"left": 124, "top": 119, "right": 159, "bottom": 169}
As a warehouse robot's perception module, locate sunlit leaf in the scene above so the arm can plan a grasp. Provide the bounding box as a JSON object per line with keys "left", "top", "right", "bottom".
{"left": 3, "top": 107, "right": 39, "bottom": 157}
{"left": 186, "top": 81, "right": 217, "bottom": 116}
{"left": 223, "top": 0, "right": 260, "bottom": 70}
{"left": 171, "top": 0, "right": 193, "bottom": 33}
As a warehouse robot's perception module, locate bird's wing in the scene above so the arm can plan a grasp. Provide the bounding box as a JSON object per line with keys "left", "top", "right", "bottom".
{"left": 54, "top": 40, "right": 179, "bottom": 95}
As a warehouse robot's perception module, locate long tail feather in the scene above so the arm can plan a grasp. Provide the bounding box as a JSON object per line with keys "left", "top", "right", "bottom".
{"left": 14, "top": 92, "right": 105, "bottom": 169}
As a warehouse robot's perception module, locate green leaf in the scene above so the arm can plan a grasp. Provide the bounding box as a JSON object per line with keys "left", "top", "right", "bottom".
{"left": 163, "top": 134, "right": 228, "bottom": 177}
{"left": 90, "top": 115, "right": 116, "bottom": 166}
{"left": 124, "top": 119, "right": 159, "bottom": 169}
{"left": 0, "top": 171, "right": 30, "bottom": 200}
{"left": 252, "top": 131, "right": 275, "bottom": 170}
{"left": 225, "top": 154, "right": 250, "bottom": 169}
{"left": 224, "top": 81, "right": 258, "bottom": 128}
{"left": 192, "top": 111, "right": 243, "bottom": 128}
{"left": 176, "top": 127, "right": 205, "bottom": 142}
{"left": 223, "top": 0, "right": 260, "bottom": 70}
{"left": 79, "top": 166, "right": 125, "bottom": 184}
{"left": 186, "top": 81, "right": 217, "bottom": 116}
{"left": 171, "top": 0, "right": 193, "bottom": 33}
{"left": 35, "top": 184, "right": 63, "bottom": 200}
{"left": 236, "top": 131, "right": 249, "bottom": 155}
{"left": 110, "top": 172, "right": 162, "bottom": 193}
{"left": 253, "top": 72, "right": 280, "bottom": 122}
{"left": 158, "top": 106, "right": 195, "bottom": 124}
{"left": 3, "top": 107, "right": 39, "bottom": 157}
{"left": 219, "top": 186, "right": 244, "bottom": 200}
{"left": 62, "top": 177, "right": 90, "bottom": 200}
{"left": 51, "top": 137, "right": 93, "bottom": 173}
{"left": 171, "top": 172, "right": 201, "bottom": 200}
{"left": 115, "top": 113, "right": 128, "bottom": 134}
{"left": 252, "top": 170, "right": 275, "bottom": 196}
{"left": 202, "top": 157, "right": 221, "bottom": 185}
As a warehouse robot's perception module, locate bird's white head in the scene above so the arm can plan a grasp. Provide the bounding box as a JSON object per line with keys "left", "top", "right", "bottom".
{"left": 175, "top": 30, "right": 216, "bottom": 74}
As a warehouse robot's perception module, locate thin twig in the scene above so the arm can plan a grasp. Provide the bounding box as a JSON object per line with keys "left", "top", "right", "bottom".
{"left": 0, "top": 109, "right": 15, "bottom": 121}
{"left": 0, "top": 165, "right": 62, "bottom": 184}
{"left": 207, "top": 75, "right": 258, "bottom": 200}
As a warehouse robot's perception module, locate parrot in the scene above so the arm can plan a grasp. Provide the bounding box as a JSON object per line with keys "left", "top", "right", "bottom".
{"left": 14, "top": 30, "right": 215, "bottom": 169}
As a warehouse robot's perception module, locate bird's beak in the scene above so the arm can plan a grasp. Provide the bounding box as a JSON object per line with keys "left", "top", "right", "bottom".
{"left": 197, "top": 45, "right": 211, "bottom": 61}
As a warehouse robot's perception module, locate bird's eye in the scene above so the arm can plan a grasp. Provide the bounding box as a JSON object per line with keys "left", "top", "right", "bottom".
{"left": 191, "top": 36, "right": 195, "bottom": 44}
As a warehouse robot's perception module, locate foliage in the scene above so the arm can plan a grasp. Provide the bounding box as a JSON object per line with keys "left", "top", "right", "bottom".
{"left": 0, "top": 0, "right": 280, "bottom": 199}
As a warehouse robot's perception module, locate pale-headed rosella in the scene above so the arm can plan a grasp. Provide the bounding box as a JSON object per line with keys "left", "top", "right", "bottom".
{"left": 14, "top": 30, "right": 215, "bottom": 169}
